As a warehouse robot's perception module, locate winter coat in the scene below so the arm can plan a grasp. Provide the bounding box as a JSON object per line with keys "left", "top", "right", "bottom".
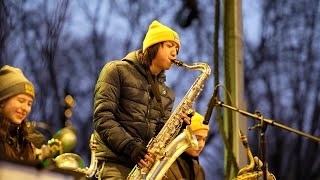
{"left": 165, "top": 153, "right": 206, "bottom": 180}
{"left": 93, "top": 50, "right": 175, "bottom": 168}
{"left": 0, "top": 120, "right": 46, "bottom": 161}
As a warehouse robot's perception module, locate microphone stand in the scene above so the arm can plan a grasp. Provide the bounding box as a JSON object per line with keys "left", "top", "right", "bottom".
{"left": 254, "top": 111, "right": 268, "bottom": 180}
{"left": 214, "top": 98, "right": 320, "bottom": 180}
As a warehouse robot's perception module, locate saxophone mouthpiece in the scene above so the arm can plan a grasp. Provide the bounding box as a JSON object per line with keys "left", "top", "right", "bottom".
{"left": 171, "top": 59, "right": 187, "bottom": 67}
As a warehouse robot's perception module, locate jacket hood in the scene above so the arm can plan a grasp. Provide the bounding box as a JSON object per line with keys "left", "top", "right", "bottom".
{"left": 122, "top": 50, "right": 146, "bottom": 77}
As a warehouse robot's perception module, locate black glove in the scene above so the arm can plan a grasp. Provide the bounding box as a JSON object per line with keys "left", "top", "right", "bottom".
{"left": 124, "top": 141, "right": 147, "bottom": 164}
{"left": 131, "top": 144, "right": 148, "bottom": 163}
{"left": 155, "top": 121, "right": 165, "bottom": 135}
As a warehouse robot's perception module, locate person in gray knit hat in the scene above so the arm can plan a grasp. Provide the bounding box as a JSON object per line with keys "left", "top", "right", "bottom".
{"left": 0, "top": 65, "right": 47, "bottom": 161}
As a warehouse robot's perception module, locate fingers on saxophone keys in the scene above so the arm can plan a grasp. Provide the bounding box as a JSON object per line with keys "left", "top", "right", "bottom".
{"left": 147, "top": 149, "right": 154, "bottom": 154}
{"left": 145, "top": 154, "right": 154, "bottom": 163}
{"left": 139, "top": 158, "right": 149, "bottom": 168}
{"left": 137, "top": 161, "right": 144, "bottom": 168}
{"left": 181, "top": 113, "right": 191, "bottom": 124}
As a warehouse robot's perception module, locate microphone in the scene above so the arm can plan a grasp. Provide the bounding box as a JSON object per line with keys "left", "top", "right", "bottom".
{"left": 203, "top": 89, "right": 218, "bottom": 125}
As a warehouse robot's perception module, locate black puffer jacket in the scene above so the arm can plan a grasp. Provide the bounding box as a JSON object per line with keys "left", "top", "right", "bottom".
{"left": 93, "top": 50, "right": 175, "bottom": 167}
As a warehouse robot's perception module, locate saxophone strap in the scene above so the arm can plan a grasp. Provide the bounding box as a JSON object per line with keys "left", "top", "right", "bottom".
{"left": 146, "top": 68, "right": 166, "bottom": 119}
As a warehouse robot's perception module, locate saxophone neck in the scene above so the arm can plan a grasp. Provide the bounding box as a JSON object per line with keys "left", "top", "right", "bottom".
{"left": 171, "top": 59, "right": 187, "bottom": 67}
{"left": 237, "top": 130, "right": 255, "bottom": 176}
{"left": 75, "top": 134, "right": 98, "bottom": 177}
{"left": 172, "top": 59, "right": 211, "bottom": 74}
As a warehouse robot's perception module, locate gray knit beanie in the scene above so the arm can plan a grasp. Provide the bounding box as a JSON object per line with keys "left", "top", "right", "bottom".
{"left": 0, "top": 65, "right": 35, "bottom": 102}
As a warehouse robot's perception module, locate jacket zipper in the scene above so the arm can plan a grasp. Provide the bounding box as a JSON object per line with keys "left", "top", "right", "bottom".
{"left": 145, "top": 85, "right": 152, "bottom": 136}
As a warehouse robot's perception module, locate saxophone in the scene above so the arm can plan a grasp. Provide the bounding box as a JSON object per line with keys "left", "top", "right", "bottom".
{"left": 75, "top": 134, "right": 98, "bottom": 177}
{"left": 54, "top": 134, "right": 98, "bottom": 178}
{"left": 127, "top": 59, "right": 211, "bottom": 180}
{"left": 233, "top": 130, "right": 276, "bottom": 180}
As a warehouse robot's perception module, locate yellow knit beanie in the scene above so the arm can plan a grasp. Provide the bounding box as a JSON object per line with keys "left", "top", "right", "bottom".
{"left": 190, "top": 112, "right": 210, "bottom": 131}
{"left": 0, "top": 65, "right": 35, "bottom": 102}
{"left": 143, "top": 20, "right": 180, "bottom": 53}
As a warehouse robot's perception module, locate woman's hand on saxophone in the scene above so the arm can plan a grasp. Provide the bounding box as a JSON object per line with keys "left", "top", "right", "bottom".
{"left": 129, "top": 142, "right": 155, "bottom": 168}
{"left": 181, "top": 113, "right": 191, "bottom": 125}
{"left": 136, "top": 113, "right": 191, "bottom": 168}
{"left": 137, "top": 149, "right": 154, "bottom": 168}
{"left": 181, "top": 109, "right": 195, "bottom": 125}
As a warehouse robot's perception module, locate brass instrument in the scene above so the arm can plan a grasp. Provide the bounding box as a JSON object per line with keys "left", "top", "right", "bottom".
{"left": 52, "top": 126, "right": 77, "bottom": 153}
{"left": 233, "top": 130, "right": 276, "bottom": 180}
{"left": 127, "top": 59, "right": 211, "bottom": 180}
{"left": 36, "top": 96, "right": 98, "bottom": 177}
{"left": 74, "top": 134, "right": 98, "bottom": 177}
{"left": 52, "top": 134, "right": 98, "bottom": 178}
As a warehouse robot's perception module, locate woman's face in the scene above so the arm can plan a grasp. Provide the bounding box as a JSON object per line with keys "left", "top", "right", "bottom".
{"left": 185, "top": 129, "right": 208, "bottom": 157}
{"left": 2, "top": 94, "right": 33, "bottom": 124}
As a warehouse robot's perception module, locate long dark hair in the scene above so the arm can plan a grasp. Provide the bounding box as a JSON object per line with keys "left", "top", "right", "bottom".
{"left": 0, "top": 101, "right": 35, "bottom": 160}
{"left": 0, "top": 102, "right": 9, "bottom": 138}
{"left": 140, "top": 42, "right": 163, "bottom": 67}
